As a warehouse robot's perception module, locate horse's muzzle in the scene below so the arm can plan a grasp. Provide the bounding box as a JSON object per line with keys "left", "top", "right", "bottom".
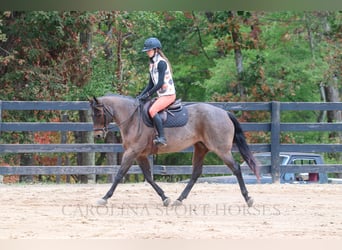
{"left": 93, "top": 128, "right": 107, "bottom": 139}
{"left": 94, "top": 133, "right": 103, "bottom": 139}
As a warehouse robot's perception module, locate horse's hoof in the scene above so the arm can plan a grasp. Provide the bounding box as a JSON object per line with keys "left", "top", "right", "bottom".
{"left": 172, "top": 200, "right": 182, "bottom": 206}
{"left": 97, "top": 198, "right": 108, "bottom": 206}
{"left": 163, "top": 197, "right": 171, "bottom": 207}
{"left": 246, "top": 197, "right": 254, "bottom": 207}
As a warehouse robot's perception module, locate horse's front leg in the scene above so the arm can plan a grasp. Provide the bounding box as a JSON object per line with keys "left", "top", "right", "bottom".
{"left": 137, "top": 156, "right": 171, "bottom": 206}
{"left": 97, "top": 150, "right": 136, "bottom": 206}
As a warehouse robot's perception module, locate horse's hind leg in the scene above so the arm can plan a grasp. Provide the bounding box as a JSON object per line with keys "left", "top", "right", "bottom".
{"left": 137, "top": 156, "right": 171, "bottom": 206}
{"left": 222, "top": 152, "right": 253, "bottom": 207}
{"left": 233, "top": 163, "right": 254, "bottom": 207}
{"left": 174, "top": 142, "right": 208, "bottom": 206}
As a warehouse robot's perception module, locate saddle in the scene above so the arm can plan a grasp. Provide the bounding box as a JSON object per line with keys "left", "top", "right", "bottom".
{"left": 141, "top": 98, "right": 188, "bottom": 128}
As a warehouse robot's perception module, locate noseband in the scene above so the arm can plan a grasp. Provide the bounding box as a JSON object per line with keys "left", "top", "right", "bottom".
{"left": 93, "top": 104, "right": 115, "bottom": 136}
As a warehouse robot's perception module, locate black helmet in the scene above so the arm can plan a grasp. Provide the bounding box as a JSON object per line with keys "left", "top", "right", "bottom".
{"left": 142, "top": 37, "right": 162, "bottom": 52}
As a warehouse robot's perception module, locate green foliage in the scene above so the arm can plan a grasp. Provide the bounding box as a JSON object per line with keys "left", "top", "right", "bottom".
{"left": 0, "top": 11, "right": 94, "bottom": 102}
{"left": 0, "top": 10, "right": 97, "bottom": 171}
{"left": 2, "top": 10, "right": 340, "bottom": 104}
{"left": 83, "top": 55, "right": 115, "bottom": 97}
{"left": 143, "top": 11, "right": 216, "bottom": 101}
{"left": 205, "top": 11, "right": 337, "bottom": 104}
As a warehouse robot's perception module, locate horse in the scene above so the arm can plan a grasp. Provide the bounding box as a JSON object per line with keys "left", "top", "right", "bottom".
{"left": 89, "top": 94, "right": 259, "bottom": 207}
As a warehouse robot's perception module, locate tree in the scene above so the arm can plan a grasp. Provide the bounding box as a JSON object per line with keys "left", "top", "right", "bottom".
{"left": 205, "top": 11, "right": 262, "bottom": 98}
{"left": 319, "top": 12, "right": 341, "bottom": 126}
{"left": 308, "top": 11, "right": 342, "bottom": 168}
{"left": 303, "top": 11, "right": 341, "bottom": 124}
{"left": 0, "top": 11, "right": 95, "bottom": 101}
{"left": 0, "top": 13, "right": 8, "bottom": 58}
{"left": 156, "top": 11, "right": 215, "bottom": 101}
{"left": 0, "top": 11, "right": 96, "bottom": 181}
{"left": 96, "top": 11, "right": 135, "bottom": 94}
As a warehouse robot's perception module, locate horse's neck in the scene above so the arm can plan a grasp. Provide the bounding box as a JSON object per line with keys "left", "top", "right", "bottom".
{"left": 108, "top": 97, "right": 138, "bottom": 126}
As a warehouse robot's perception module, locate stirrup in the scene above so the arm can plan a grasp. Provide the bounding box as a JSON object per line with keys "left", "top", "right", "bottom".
{"left": 153, "top": 137, "right": 167, "bottom": 146}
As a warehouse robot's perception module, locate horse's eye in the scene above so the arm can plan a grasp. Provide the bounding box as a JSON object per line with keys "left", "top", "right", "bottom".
{"left": 94, "top": 107, "right": 103, "bottom": 117}
{"left": 95, "top": 111, "right": 102, "bottom": 117}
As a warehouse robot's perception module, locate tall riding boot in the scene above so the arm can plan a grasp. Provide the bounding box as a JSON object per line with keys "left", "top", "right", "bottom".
{"left": 152, "top": 114, "right": 167, "bottom": 146}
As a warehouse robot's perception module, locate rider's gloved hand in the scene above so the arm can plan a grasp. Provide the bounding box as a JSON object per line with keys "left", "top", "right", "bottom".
{"left": 137, "top": 93, "right": 149, "bottom": 102}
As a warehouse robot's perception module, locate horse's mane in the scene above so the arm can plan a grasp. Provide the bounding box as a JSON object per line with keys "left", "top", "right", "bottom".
{"left": 104, "top": 93, "right": 135, "bottom": 101}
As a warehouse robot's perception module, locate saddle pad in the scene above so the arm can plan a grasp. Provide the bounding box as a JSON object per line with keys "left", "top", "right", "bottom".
{"left": 142, "top": 105, "right": 189, "bottom": 128}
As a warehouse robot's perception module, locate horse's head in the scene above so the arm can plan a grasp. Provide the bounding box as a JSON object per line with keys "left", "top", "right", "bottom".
{"left": 89, "top": 96, "right": 113, "bottom": 138}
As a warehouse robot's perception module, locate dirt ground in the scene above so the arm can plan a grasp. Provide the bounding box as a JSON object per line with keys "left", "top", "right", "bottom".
{"left": 0, "top": 182, "right": 341, "bottom": 239}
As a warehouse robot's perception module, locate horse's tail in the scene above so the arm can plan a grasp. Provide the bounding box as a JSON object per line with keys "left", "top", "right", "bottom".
{"left": 228, "top": 112, "right": 260, "bottom": 180}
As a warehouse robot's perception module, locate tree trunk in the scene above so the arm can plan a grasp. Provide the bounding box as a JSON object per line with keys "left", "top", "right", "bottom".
{"left": 319, "top": 11, "right": 342, "bottom": 176}
{"left": 324, "top": 77, "right": 342, "bottom": 177}
{"left": 304, "top": 12, "right": 316, "bottom": 60}
{"left": 103, "top": 23, "right": 113, "bottom": 60}
{"left": 320, "top": 11, "right": 342, "bottom": 137}
{"left": 324, "top": 77, "right": 341, "bottom": 133}
{"left": 228, "top": 11, "right": 245, "bottom": 97}
{"left": 79, "top": 30, "right": 92, "bottom": 51}
{"left": 317, "top": 82, "right": 327, "bottom": 122}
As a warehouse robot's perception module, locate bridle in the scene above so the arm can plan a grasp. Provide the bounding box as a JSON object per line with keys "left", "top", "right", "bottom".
{"left": 93, "top": 101, "right": 140, "bottom": 136}
{"left": 93, "top": 103, "right": 115, "bottom": 135}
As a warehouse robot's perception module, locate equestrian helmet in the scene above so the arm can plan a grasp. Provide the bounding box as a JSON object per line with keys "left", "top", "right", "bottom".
{"left": 142, "top": 37, "right": 162, "bottom": 52}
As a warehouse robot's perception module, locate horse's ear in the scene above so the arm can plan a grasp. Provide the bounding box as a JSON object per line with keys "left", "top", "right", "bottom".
{"left": 93, "top": 96, "right": 99, "bottom": 104}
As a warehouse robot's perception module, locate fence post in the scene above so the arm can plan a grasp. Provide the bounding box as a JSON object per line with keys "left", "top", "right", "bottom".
{"left": 0, "top": 100, "right": 2, "bottom": 183}
{"left": 0, "top": 100, "right": 2, "bottom": 136}
{"left": 56, "top": 113, "right": 69, "bottom": 184}
{"left": 271, "top": 101, "right": 281, "bottom": 183}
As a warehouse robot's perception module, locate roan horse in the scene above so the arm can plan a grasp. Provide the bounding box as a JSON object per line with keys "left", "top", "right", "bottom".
{"left": 90, "top": 94, "right": 259, "bottom": 207}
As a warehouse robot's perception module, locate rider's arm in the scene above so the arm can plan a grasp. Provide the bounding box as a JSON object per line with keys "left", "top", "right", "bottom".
{"left": 143, "top": 60, "right": 167, "bottom": 97}
{"left": 139, "top": 76, "right": 154, "bottom": 97}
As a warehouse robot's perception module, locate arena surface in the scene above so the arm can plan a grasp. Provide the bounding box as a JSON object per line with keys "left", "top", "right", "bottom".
{"left": 0, "top": 183, "right": 341, "bottom": 239}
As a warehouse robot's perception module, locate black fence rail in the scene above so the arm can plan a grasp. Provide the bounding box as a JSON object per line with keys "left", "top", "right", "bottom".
{"left": 1, "top": 100, "right": 342, "bottom": 183}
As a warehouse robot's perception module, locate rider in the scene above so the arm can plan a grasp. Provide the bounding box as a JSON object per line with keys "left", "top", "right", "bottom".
{"left": 137, "top": 37, "right": 176, "bottom": 146}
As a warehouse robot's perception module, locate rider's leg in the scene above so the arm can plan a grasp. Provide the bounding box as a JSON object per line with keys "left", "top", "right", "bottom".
{"left": 149, "top": 94, "right": 176, "bottom": 146}
{"left": 152, "top": 113, "right": 167, "bottom": 145}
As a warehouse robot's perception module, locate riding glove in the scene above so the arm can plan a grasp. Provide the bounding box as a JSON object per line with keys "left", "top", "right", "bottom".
{"left": 137, "top": 93, "right": 149, "bottom": 102}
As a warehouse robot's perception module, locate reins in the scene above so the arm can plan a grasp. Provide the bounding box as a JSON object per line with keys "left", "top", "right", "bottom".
{"left": 115, "top": 102, "right": 140, "bottom": 128}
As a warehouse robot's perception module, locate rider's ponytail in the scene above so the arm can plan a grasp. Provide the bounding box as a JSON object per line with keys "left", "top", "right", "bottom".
{"left": 157, "top": 49, "right": 173, "bottom": 75}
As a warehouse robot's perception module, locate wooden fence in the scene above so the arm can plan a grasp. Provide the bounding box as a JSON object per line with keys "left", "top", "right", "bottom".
{"left": 1, "top": 100, "right": 342, "bottom": 183}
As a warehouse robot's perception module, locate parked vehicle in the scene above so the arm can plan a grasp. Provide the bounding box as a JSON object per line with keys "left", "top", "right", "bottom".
{"left": 190, "top": 152, "right": 333, "bottom": 184}
{"left": 242, "top": 152, "right": 328, "bottom": 184}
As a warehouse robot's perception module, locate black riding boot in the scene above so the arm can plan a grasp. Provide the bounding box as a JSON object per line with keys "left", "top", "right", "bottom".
{"left": 152, "top": 114, "right": 167, "bottom": 146}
